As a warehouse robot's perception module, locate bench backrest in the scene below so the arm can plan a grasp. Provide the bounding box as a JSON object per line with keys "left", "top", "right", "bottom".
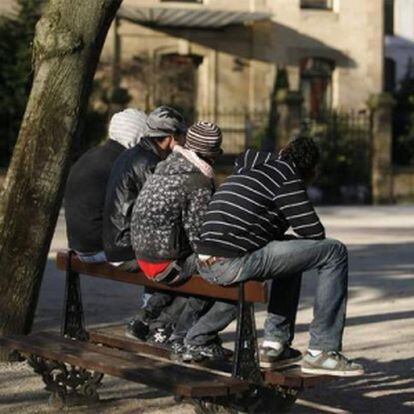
{"left": 56, "top": 251, "right": 268, "bottom": 303}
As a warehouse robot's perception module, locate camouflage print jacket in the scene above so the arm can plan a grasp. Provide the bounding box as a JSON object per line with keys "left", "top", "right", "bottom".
{"left": 131, "top": 150, "right": 214, "bottom": 262}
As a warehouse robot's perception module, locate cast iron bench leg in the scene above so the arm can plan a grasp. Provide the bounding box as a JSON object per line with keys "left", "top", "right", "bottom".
{"left": 233, "top": 282, "right": 262, "bottom": 383}
{"left": 61, "top": 250, "right": 88, "bottom": 341}
{"left": 26, "top": 250, "right": 104, "bottom": 407}
{"left": 193, "top": 283, "right": 264, "bottom": 413}
{"left": 27, "top": 355, "right": 103, "bottom": 408}
{"left": 193, "top": 282, "right": 300, "bottom": 413}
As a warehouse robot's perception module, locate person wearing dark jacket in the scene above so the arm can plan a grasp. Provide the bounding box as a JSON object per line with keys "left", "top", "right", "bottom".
{"left": 64, "top": 109, "right": 147, "bottom": 262}
{"left": 102, "top": 106, "right": 187, "bottom": 340}
{"left": 196, "top": 136, "right": 364, "bottom": 377}
{"left": 103, "top": 106, "right": 187, "bottom": 270}
{"left": 132, "top": 122, "right": 236, "bottom": 362}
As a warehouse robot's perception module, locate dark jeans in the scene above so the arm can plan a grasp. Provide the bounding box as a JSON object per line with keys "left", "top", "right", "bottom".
{"left": 197, "top": 238, "right": 348, "bottom": 352}
{"left": 118, "top": 259, "right": 139, "bottom": 272}
{"left": 265, "top": 274, "right": 302, "bottom": 346}
{"left": 185, "top": 300, "right": 237, "bottom": 346}
{"left": 133, "top": 290, "right": 175, "bottom": 325}
{"left": 143, "top": 253, "right": 237, "bottom": 345}
{"left": 132, "top": 253, "right": 197, "bottom": 324}
{"left": 146, "top": 293, "right": 236, "bottom": 345}
{"left": 173, "top": 297, "right": 236, "bottom": 346}
{"left": 148, "top": 294, "right": 186, "bottom": 331}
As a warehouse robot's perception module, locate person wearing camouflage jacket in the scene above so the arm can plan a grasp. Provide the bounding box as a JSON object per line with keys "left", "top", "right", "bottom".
{"left": 132, "top": 148, "right": 212, "bottom": 270}
{"left": 131, "top": 122, "right": 237, "bottom": 362}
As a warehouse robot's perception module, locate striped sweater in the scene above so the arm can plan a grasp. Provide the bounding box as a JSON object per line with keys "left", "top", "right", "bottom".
{"left": 196, "top": 149, "right": 325, "bottom": 257}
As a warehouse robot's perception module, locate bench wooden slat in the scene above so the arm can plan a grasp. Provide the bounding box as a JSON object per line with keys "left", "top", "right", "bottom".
{"left": 88, "top": 325, "right": 335, "bottom": 388}
{"left": 88, "top": 327, "right": 233, "bottom": 373}
{"left": 266, "top": 368, "right": 335, "bottom": 388}
{"left": 39, "top": 331, "right": 242, "bottom": 390}
{"left": 0, "top": 333, "right": 248, "bottom": 398}
{"left": 56, "top": 251, "right": 267, "bottom": 303}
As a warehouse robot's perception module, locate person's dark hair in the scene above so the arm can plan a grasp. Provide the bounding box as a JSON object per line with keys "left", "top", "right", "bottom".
{"left": 280, "top": 135, "right": 320, "bottom": 182}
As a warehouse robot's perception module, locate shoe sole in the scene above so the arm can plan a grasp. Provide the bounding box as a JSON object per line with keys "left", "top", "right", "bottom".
{"left": 301, "top": 366, "right": 365, "bottom": 377}
{"left": 181, "top": 354, "right": 206, "bottom": 363}
{"left": 260, "top": 355, "right": 302, "bottom": 369}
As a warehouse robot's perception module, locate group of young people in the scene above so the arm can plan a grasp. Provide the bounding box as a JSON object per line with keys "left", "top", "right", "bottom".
{"left": 64, "top": 105, "right": 364, "bottom": 377}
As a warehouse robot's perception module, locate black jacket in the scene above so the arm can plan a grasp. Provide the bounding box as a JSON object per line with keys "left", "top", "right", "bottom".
{"left": 64, "top": 139, "right": 125, "bottom": 253}
{"left": 103, "top": 137, "right": 162, "bottom": 261}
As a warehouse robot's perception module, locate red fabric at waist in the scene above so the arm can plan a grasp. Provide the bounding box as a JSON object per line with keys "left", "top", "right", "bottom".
{"left": 137, "top": 259, "right": 172, "bottom": 279}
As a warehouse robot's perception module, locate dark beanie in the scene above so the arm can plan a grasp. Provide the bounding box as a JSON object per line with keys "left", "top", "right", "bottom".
{"left": 185, "top": 121, "right": 223, "bottom": 157}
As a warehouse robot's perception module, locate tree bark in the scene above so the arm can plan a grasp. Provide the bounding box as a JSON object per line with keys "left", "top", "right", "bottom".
{"left": 0, "top": 0, "right": 122, "bottom": 360}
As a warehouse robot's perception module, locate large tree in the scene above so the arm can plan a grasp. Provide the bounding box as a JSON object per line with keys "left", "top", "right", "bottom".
{"left": 0, "top": 0, "right": 122, "bottom": 360}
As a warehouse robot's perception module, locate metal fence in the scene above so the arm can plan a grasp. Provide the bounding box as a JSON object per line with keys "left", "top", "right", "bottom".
{"left": 194, "top": 109, "right": 373, "bottom": 203}
{"left": 195, "top": 111, "right": 269, "bottom": 155}
{"left": 303, "top": 110, "right": 373, "bottom": 203}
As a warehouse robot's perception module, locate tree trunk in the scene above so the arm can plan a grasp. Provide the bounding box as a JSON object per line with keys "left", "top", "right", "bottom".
{"left": 0, "top": 0, "right": 121, "bottom": 360}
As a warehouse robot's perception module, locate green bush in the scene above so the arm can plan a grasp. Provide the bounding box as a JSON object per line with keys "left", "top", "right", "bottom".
{"left": 0, "top": 0, "right": 39, "bottom": 167}
{"left": 304, "top": 113, "right": 371, "bottom": 203}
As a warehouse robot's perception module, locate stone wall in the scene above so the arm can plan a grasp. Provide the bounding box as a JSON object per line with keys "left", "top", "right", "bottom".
{"left": 393, "top": 167, "right": 414, "bottom": 202}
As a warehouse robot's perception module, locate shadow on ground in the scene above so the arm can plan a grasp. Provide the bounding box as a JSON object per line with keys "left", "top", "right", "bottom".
{"left": 293, "top": 357, "right": 414, "bottom": 414}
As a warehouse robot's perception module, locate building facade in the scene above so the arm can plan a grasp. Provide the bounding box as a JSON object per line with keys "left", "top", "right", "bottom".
{"left": 385, "top": 0, "right": 414, "bottom": 91}
{"left": 101, "top": 0, "right": 384, "bottom": 120}
{"left": 0, "top": 0, "right": 386, "bottom": 117}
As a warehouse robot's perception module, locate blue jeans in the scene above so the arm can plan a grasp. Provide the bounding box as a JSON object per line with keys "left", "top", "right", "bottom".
{"left": 197, "top": 238, "right": 348, "bottom": 351}
{"left": 76, "top": 250, "right": 107, "bottom": 263}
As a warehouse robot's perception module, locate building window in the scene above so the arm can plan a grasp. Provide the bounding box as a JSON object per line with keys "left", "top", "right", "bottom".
{"left": 300, "top": 57, "right": 335, "bottom": 119}
{"left": 384, "top": 0, "right": 394, "bottom": 35}
{"left": 300, "top": 0, "right": 333, "bottom": 10}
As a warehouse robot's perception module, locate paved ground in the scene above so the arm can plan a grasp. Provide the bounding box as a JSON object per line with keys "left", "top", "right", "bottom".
{"left": 0, "top": 206, "right": 413, "bottom": 414}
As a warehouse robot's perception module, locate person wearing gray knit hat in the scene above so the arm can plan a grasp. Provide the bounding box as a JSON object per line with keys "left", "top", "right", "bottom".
{"left": 64, "top": 108, "right": 148, "bottom": 265}
{"left": 184, "top": 121, "right": 223, "bottom": 158}
{"left": 145, "top": 105, "right": 187, "bottom": 139}
{"left": 109, "top": 108, "right": 148, "bottom": 148}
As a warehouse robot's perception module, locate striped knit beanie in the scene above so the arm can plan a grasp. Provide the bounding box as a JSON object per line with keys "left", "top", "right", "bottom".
{"left": 109, "top": 108, "right": 147, "bottom": 149}
{"left": 185, "top": 121, "right": 223, "bottom": 157}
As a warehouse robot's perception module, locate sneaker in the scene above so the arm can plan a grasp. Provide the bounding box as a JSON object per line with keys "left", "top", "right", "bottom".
{"left": 125, "top": 319, "right": 149, "bottom": 341}
{"left": 200, "top": 342, "right": 233, "bottom": 360}
{"left": 147, "top": 327, "right": 172, "bottom": 345}
{"left": 182, "top": 342, "right": 233, "bottom": 363}
{"left": 302, "top": 351, "right": 364, "bottom": 377}
{"left": 181, "top": 344, "right": 205, "bottom": 362}
{"left": 170, "top": 339, "right": 186, "bottom": 361}
{"left": 259, "top": 345, "right": 302, "bottom": 369}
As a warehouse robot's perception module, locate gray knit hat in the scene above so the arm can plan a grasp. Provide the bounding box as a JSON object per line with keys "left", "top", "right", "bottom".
{"left": 185, "top": 121, "right": 223, "bottom": 157}
{"left": 145, "top": 106, "right": 187, "bottom": 139}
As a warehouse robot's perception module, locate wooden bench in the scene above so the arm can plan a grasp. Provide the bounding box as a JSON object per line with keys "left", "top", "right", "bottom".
{"left": 0, "top": 250, "right": 334, "bottom": 413}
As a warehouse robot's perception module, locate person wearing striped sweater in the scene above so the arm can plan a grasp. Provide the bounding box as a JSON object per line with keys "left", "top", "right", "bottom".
{"left": 196, "top": 136, "right": 364, "bottom": 377}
